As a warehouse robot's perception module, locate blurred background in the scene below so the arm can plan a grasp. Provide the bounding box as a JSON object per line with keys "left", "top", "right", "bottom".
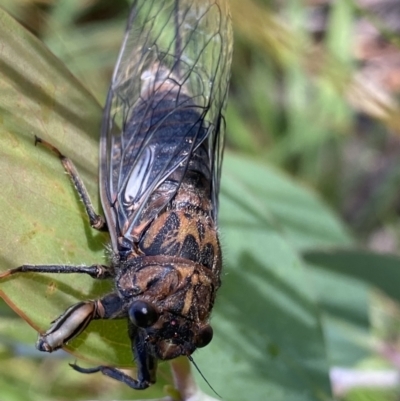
{"left": 1, "top": 0, "right": 400, "bottom": 400}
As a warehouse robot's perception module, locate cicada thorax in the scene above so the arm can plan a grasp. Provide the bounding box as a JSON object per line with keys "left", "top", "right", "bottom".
{"left": 139, "top": 180, "right": 221, "bottom": 274}
{"left": 138, "top": 172, "right": 222, "bottom": 319}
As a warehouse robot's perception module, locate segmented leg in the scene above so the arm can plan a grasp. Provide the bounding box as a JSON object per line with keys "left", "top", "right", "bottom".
{"left": 37, "top": 293, "right": 124, "bottom": 352}
{"left": 69, "top": 364, "right": 151, "bottom": 390}
{"left": 68, "top": 321, "right": 157, "bottom": 390}
{"left": 35, "top": 135, "right": 107, "bottom": 231}
{"left": 0, "top": 264, "right": 111, "bottom": 279}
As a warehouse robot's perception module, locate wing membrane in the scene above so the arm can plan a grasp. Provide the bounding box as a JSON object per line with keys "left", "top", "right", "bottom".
{"left": 100, "top": 0, "right": 232, "bottom": 253}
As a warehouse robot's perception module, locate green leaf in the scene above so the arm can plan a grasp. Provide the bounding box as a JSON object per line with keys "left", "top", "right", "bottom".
{"left": 302, "top": 249, "right": 400, "bottom": 367}
{"left": 221, "top": 154, "right": 352, "bottom": 251}
{"left": 304, "top": 249, "right": 400, "bottom": 304}
{"left": 305, "top": 263, "right": 370, "bottom": 367}
{"left": 219, "top": 157, "right": 369, "bottom": 369}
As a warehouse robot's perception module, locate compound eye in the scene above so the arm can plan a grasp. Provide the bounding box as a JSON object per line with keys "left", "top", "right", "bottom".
{"left": 129, "top": 300, "right": 159, "bottom": 328}
{"left": 195, "top": 325, "right": 213, "bottom": 348}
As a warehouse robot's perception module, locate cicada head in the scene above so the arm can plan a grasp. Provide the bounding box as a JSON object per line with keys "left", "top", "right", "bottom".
{"left": 130, "top": 304, "right": 214, "bottom": 360}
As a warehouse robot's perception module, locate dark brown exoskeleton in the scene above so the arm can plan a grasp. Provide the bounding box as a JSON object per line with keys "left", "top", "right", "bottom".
{"left": 0, "top": 0, "right": 232, "bottom": 391}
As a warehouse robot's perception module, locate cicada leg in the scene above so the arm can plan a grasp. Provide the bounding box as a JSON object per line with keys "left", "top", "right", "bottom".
{"left": 37, "top": 292, "right": 124, "bottom": 352}
{"left": 69, "top": 322, "right": 157, "bottom": 390}
{"left": 0, "top": 263, "right": 111, "bottom": 279}
{"left": 69, "top": 363, "right": 152, "bottom": 390}
{"left": 34, "top": 135, "right": 107, "bottom": 231}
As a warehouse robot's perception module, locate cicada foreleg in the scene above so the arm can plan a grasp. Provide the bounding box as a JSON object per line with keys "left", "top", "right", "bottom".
{"left": 34, "top": 135, "right": 107, "bottom": 232}
{"left": 69, "top": 322, "right": 157, "bottom": 390}
{"left": 69, "top": 363, "right": 152, "bottom": 390}
{"left": 38, "top": 292, "right": 124, "bottom": 352}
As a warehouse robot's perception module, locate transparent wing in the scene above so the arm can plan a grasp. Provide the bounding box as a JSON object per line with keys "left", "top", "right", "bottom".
{"left": 99, "top": 0, "right": 233, "bottom": 253}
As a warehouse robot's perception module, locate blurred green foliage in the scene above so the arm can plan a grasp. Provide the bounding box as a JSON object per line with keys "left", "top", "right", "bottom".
{"left": 1, "top": 0, "right": 400, "bottom": 400}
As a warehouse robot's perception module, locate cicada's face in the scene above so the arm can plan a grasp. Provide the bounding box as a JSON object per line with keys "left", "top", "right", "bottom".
{"left": 139, "top": 311, "right": 214, "bottom": 360}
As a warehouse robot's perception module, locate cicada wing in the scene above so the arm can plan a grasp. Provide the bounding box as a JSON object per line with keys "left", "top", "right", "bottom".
{"left": 99, "top": 0, "right": 233, "bottom": 253}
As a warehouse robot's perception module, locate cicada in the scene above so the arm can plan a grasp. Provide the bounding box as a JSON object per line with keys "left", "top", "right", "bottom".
{"left": 0, "top": 0, "right": 232, "bottom": 391}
